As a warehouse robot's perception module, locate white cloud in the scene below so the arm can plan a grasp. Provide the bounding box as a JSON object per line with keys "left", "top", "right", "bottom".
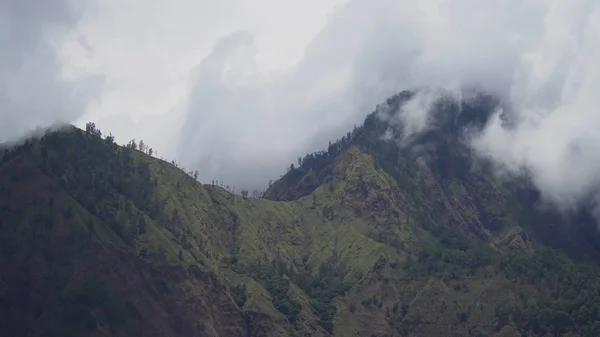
{"left": 0, "top": 0, "right": 103, "bottom": 142}
{"left": 469, "top": 1, "right": 600, "bottom": 210}
{"left": 175, "top": 0, "right": 600, "bottom": 212}
{"left": 175, "top": 0, "right": 550, "bottom": 189}
{"left": 3, "top": 0, "right": 600, "bottom": 211}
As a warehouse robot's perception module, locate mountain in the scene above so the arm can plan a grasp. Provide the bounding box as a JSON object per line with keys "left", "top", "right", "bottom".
{"left": 2, "top": 91, "right": 600, "bottom": 337}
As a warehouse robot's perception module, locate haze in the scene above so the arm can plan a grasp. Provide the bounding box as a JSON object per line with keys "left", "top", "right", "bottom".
{"left": 1, "top": 0, "right": 600, "bottom": 214}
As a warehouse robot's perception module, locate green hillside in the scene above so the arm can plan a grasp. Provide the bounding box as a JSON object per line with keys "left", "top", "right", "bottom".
{"left": 3, "top": 92, "right": 600, "bottom": 337}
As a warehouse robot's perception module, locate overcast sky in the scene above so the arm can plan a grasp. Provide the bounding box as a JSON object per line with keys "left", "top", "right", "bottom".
{"left": 2, "top": 0, "right": 600, "bottom": 210}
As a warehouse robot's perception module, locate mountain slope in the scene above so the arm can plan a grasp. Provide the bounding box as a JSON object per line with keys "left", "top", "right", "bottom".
{"left": 0, "top": 149, "right": 250, "bottom": 337}
{"left": 2, "top": 92, "right": 600, "bottom": 336}
{"left": 266, "top": 90, "right": 600, "bottom": 263}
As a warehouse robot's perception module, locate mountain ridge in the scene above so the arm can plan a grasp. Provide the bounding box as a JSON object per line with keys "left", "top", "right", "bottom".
{"left": 2, "top": 91, "right": 600, "bottom": 336}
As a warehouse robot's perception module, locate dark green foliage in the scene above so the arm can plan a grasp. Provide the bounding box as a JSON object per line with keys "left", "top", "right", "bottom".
{"left": 265, "top": 89, "right": 600, "bottom": 266}
{"left": 459, "top": 310, "right": 469, "bottom": 323}
{"left": 295, "top": 262, "right": 351, "bottom": 333}
{"left": 71, "top": 280, "right": 109, "bottom": 307}
{"left": 104, "top": 298, "right": 133, "bottom": 331}
{"left": 400, "top": 302, "right": 409, "bottom": 317}
{"left": 7, "top": 127, "right": 163, "bottom": 248}
{"left": 6, "top": 110, "right": 600, "bottom": 337}
{"left": 237, "top": 260, "right": 301, "bottom": 323}
{"left": 41, "top": 145, "right": 48, "bottom": 167}
{"left": 228, "top": 246, "right": 239, "bottom": 266}
{"left": 155, "top": 278, "right": 169, "bottom": 294}
{"left": 2, "top": 149, "right": 9, "bottom": 163}
{"left": 155, "top": 246, "right": 167, "bottom": 263}
{"left": 322, "top": 205, "right": 334, "bottom": 220}
{"left": 264, "top": 91, "right": 415, "bottom": 201}
{"left": 139, "top": 247, "right": 149, "bottom": 258}
{"left": 53, "top": 278, "right": 139, "bottom": 336}
{"left": 399, "top": 238, "right": 600, "bottom": 334}
{"left": 494, "top": 248, "right": 600, "bottom": 336}
{"left": 138, "top": 216, "right": 147, "bottom": 235}
{"left": 85, "top": 122, "right": 102, "bottom": 137}
{"left": 403, "top": 243, "right": 496, "bottom": 279}
{"left": 232, "top": 284, "right": 247, "bottom": 307}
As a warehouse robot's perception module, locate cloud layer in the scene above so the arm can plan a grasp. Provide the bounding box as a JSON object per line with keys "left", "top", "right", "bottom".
{"left": 178, "top": 0, "right": 600, "bottom": 202}
{"left": 0, "top": 0, "right": 103, "bottom": 142}
{"left": 467, "top": 1, "right": 600, "bottom": 211}
{"left": 3, "top": 0, "right": 600, "bottom": 212}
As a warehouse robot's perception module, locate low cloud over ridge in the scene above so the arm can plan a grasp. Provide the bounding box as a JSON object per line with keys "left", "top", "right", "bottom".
{"left": 2, "top": 0, "right": 600, "bottom": 213}
{"left": 178, "top": 0, "right": 600, "bottom": 209}
{"left": 0, "top": 0, "right": 103, "bottom": 142}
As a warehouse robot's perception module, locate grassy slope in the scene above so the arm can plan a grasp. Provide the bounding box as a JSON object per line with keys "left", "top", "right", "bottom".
{"left": 3, "top": 124, "right": 600, "bottom": 337}
{"left": 0, "top": 129, "right": 390, "bottom": 336}
{"left": 0, "top": 154, "right": 252, "bottom": 337}
{"left": 259, "top": 91, "right": 600, "bottom": 336}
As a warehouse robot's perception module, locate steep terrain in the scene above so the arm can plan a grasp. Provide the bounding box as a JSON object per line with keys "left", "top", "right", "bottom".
{"left": 3, "top": 92, "right": 600, "bottom": 337}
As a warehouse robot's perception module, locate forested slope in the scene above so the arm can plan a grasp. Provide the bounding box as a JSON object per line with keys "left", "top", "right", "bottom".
{"left": 2, "top": 92, "right": 600, "bottom": 336}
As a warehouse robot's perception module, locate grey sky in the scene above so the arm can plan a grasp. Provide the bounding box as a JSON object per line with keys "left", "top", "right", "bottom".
{"left": 0, "top": 0, "right": 103, "bottom": 142}
{"left": 1, "top": 0, "right": 600, "bottom": 211}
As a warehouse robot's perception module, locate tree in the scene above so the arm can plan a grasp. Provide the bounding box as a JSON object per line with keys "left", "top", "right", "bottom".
{"left": 241, "top": 190, "right": 249, "bottom": 198}
{"left": 85, "top": 122, "right": 95, "bottom": 134}
{"left": 139, "top": 216, "right": 147, "bottom": 235}
{"left": 232, "top": 285, "right": 247, "bottom": 307}
{"left": 401, "top": 302, "right": 409, "bottom": 317}
{"left": 126, "top": 139, "right": 137, "bottom": 150}
{"left": 21, "top": 139, "right": 34, "bottom": 155}
{"left": 105, "top": 133, "right": 115, "bottom": 144}
{"left": 148, "top": 148, "right": 153, "bottom": 157}
{"left": 41, "top": 146, "right": 48, "bottom": 167}
{"left": 139, "top": 140, "right": 146, "bottom": 153}
{"left": 2, "top": 149, "right": 9, "bottom": 163}
{"left": 193, "top": 170, "right": 199, "bottom": 180}
{"left": 85, "top": 122, "right": 102, "bottom": 137}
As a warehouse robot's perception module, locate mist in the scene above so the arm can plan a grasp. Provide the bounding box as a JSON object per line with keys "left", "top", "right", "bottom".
{"left": 0, "top": 0, "right": 103, "bottom": 143}
{"left": 2, "top": 0, "right": 600, "bottom": 211}
{"left": 176, "top": 0, "right": 600, "bottom": 214}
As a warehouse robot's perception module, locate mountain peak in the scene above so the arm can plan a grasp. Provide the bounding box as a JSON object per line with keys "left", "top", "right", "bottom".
{"left": 3, "top": 93, "right": 600, "bottom": 336}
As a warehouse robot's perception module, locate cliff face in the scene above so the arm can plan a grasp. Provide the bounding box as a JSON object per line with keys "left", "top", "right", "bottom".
{"left": 2, "top": 92, "right": 600, "bottom": 336}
